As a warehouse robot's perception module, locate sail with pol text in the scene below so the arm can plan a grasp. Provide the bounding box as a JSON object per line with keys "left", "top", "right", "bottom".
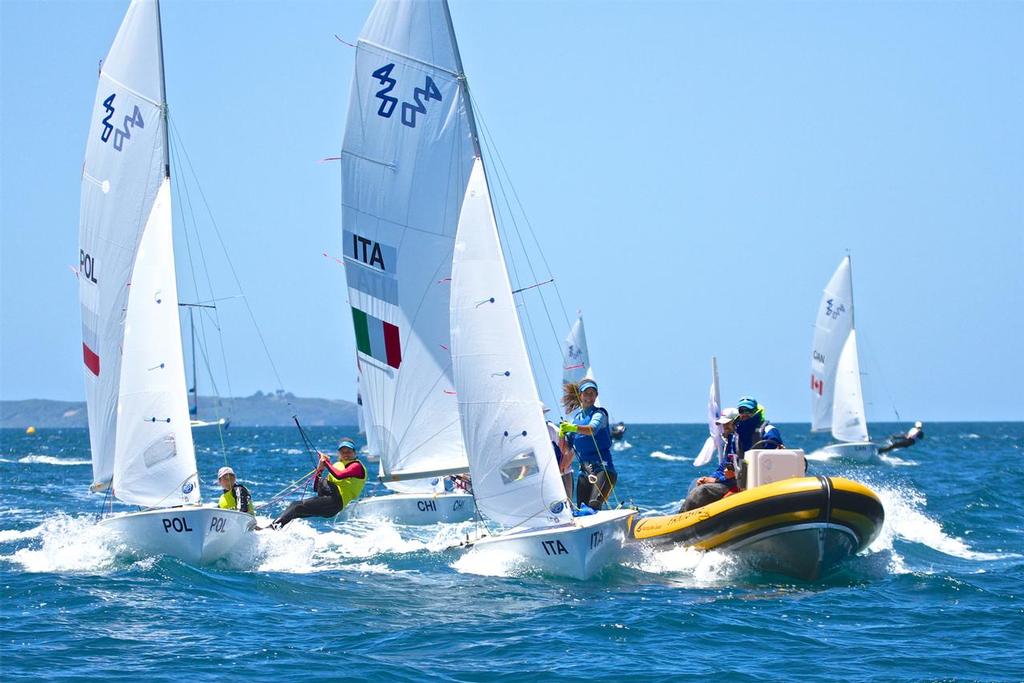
{"left": 79, "top": 0, "right": 198, "bottom": 507}
{"left": 340, "top": 0, "right": 473, "bottom": 490}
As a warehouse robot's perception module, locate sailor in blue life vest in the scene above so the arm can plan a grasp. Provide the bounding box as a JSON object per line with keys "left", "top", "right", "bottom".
{"left": 681, "top": 408, "right": 740, "bottom": 512}
{"left": 558, "top": 379, "right": 617, "bottom": 513}
{"left": 733, "top": 396, "right": 783, "bottom": 457}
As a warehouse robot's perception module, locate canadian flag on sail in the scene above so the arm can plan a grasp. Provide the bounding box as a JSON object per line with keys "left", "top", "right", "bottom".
{"left": 811, "top": 375, "right": 823, "bottom": 396}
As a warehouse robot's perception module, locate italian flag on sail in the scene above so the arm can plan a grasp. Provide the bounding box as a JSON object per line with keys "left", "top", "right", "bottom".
{"left": 351, "top": 307, "right": 401, "bottom": 369}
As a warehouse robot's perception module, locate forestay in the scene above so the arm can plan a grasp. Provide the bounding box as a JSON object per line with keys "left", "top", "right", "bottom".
{"left": 832, "top": 330, "right": 870, "bottom": 442}
{"left": 79, "top": 0, "right": 199, "bottom": 506}
{"left": 810, "top": 257, "right": 855, "bottom": 434}
{"left": 451, "top": 161, "right": 572, "bottom": 530}
{"left": 341, "top": 0, "right": 472, "bottom": 490}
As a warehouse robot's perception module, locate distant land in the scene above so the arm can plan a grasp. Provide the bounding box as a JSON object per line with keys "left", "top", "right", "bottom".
{"left": 0, "top": 392, "right": 358, "bottom": 429}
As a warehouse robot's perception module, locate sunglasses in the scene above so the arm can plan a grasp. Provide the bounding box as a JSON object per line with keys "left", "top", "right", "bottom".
{"left": 737, "top": 407, "right": 753, "bottom": 415}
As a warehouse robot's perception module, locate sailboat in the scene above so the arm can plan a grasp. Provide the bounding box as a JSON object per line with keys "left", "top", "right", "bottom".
{"left": 692, "top": 356, "right": 723, "bottom": 468}
{"left": 79, "top": 0, "right": 252, "bottom": 563}
{"left": 563, "top": 315, "right": 625, "bottom": 440}
{"left": 337, "top": 0, "right": 476, "bottom": 525}
{"left": 328, "top": 0, "right": 637, "bottom": 578}
{"left": 182, "top": 304, "right": 229, "bottom": 430}
{"left": 810, "top": 256, "right": 878, "bottom": 460}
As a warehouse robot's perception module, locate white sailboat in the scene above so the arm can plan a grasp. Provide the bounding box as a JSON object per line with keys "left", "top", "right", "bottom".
{"left": 338, "top": 0, "right": 475, "bottom": 525}
{"left": 79, "top": 0, "right": 252, "bottom": 562}
{"left": 810, "top": 256, "right": 877, "bottom": 460}
{"left": 183, "top": 304, "right": 230, "bottom": 430}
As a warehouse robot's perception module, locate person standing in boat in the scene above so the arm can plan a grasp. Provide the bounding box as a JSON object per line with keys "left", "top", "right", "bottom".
{"left": 559, "top": 379, "right": 616, "bottom": 513}
{"left": 216, "top": 466, "right": 254, "bottom": 514}
{"left": 879, "top": 421, "right": 924, "bottom": 453}
{"left": 268, "top": 438, "right": 367, "bottom": 529}
{"left": 681, "top": 409, "right": 740, "bottom": 511}
{"left": 734, "top": 396, "right": 784, "bottom": 456}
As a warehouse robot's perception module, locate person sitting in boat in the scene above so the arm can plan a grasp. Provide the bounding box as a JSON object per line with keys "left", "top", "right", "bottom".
{"left": 734, "top": 396, "right": 784, "bottom": 455}
{"left": 268, "top": 438, "right": 367, "bottom": 529}
{"left": 879, "top": 421, "right": 924, "bottom": 453}
{"left": 216, "top": 466, "right": 254, "bottom": 514}
{"left": 559, "top": 379, "right": 616, "bottom": 513}
{"left": 681, "top": 409, "right": 740, "bottom": 511}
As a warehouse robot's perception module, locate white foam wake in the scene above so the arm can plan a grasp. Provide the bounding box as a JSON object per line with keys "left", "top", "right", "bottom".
{"left": 650, "top": 451, "right": 688, "bottom": 462}
{"left": 17, "top": 455, "right": 91, "bottom": 466}
{"left": 1, "top": 514, "right": 127, "bottom": 573}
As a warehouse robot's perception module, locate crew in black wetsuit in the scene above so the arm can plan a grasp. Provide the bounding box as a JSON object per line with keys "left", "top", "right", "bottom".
{"left": 268, "top": 438, "right": 367, "bottom": 529}
{"left": 879, "top": 422, "right": 924, "bottom": 453}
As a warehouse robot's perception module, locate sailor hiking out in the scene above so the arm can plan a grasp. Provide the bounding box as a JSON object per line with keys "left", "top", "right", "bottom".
{"left": 268, "top": 438, "right": 367, "bottom": 529}
{"left": 879, "top": 421, "right": 925, "bottom": 453}
{"left": 559, "top": 379, "right": 617, "bottom": 513}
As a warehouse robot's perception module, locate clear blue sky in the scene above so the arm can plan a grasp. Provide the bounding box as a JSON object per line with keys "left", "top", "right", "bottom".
{"left": 2, "top": 1, "right": 1021, "bottom": 423}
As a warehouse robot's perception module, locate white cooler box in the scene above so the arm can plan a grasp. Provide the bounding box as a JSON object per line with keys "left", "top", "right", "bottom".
{"left": 745, "top": 449, "right": 807, "bottom": 488}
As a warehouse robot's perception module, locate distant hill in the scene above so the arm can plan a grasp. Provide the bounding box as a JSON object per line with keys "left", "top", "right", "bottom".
{"left": 0, "top": 392, "right": 358, "bottom": 429}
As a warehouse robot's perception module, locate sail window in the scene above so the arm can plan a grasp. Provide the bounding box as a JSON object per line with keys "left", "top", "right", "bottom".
{"left": 499, "top": 450, "right": 539, "bottom": 485}
{"left": 142, "top": 434, "right": 177, "bottom": 468}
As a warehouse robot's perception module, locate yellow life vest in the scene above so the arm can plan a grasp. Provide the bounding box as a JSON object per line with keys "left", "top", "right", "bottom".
{"left": 327, "top": 458, "right": 367, "bottom": 508}
{"left": 218, "top": 487, "right": 254, "bottom": 514}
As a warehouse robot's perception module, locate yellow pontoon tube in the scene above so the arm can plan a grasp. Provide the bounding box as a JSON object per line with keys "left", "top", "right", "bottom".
{"left": 630, "top": 476, "right": 884, "bottom": 580}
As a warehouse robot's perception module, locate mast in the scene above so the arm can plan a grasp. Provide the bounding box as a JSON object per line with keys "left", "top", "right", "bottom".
{"left": 189, "top": 307, "right": 197, "bottom": 416}
{"left": 847, "top": 253, "right": 855, "bottom": 331}
{"left": 441, "top": 0, "right": 481, "bottom": 158}
{"left": 155, "top": 0, "right": 170, "bottom": 179}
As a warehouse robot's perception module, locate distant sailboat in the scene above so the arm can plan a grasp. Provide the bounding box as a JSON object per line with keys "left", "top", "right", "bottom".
{"left": 810, "top": 256, "right": 878, "bottom": 460}
{"left": 562, "top": 315, "right": 625, "bottom": 440}
{"left": 692, "top": 356, "right": 723, "bottom": 468}
{"left": 182, "top": 304, "right": 230, "bottom": 430}
{"left": 79, "top": 0, "right": 252, "bottom": 562}
{"left": 338, "top": 0, "right": 476, "bottom": 525}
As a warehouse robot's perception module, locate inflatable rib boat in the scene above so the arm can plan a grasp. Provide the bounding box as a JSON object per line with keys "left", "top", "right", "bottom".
{"left": 630, "top": 450, "right": 884, "bottom": 580}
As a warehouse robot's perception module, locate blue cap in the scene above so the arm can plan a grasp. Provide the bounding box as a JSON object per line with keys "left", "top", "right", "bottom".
{"left": 737, "top": 397, "right": 758, "bottom": 411}
{"left": 578, "top": 379, "right": 598, "bottom": 394}
{"left": 337, "top": 438, "right": 357, "bottom": 451}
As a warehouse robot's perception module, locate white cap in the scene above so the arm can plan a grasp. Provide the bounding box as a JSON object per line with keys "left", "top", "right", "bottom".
{"left": 715, "top": 407, "right": 739, "bottom": 425}
{"left": 216, "top": 466, "right": 235, "bottom": 480}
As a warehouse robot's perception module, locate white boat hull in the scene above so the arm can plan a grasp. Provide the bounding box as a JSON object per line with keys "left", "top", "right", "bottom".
{"left": 822, "top": 441, "right": 878, "bottom": 461}
{"left": 345, "top": 492, "right": 475, "bottom": 524}
{"left": 470, "top": 508, "right": 635, "bottom": 580}
{"left": 190, "top": 417, "right": 229, "bottom": 429}
{"left": 99, "top": 506, "right": 254, "bottom": 564}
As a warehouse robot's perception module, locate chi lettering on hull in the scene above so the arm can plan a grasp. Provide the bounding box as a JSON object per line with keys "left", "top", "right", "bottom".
{"left": 541, "top": 539, "right": 569, "bottom": 556}
{"left": 161, "top": 517, "right": 194, "bottom": 533}
{"left": 209, "top": 517, "right": 227, "bottom": 533}
{"left": 417, "top": 500, "right": 437, "bottom": 512}
{"left": 452, "top": 499, "right": 465, "bottom": 512}
{"left": 589, "top": 529, "right": 604, "bottom": 550}
{"left": 80, "top": 250, "right": 98, "bottom": 284}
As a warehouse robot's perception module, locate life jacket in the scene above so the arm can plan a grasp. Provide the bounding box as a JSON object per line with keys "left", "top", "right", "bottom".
{"left": 327, "top": 459, "right": 368, "bottom": 508}
{"left": 570, "top": 406, "right": 613, "bottom": 467}
{"left": 218, "top": 485, "right": 254, "bottom": 514}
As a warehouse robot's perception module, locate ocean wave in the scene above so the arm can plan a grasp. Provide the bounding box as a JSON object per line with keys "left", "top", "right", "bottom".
{"left": 649, "top": 451, "right": 688, "bottom": 462}
{"left": 17, "top": 455, "right": 91, "bottom": 466}
{"left": 612, "top": 439, "right": 632, "bottom": 452}
{"left": 3, "top": 514, "right": 126, "bottom": 573}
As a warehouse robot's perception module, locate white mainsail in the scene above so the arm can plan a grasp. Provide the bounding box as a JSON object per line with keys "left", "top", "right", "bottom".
{"left": 341, "top": 0, "right": 472, "bottom": 491}
{"left": 79, "top": 0, "right": 199, "bottom": 506}
{"left": 811, "top": 256, "right": 854, "bottom": 434}
{"left": 562, "top": 316, "right": 593, "bottom": 385}
{"left": 693, "top": 356, "right": 723, "bottom": 467}
{"left": 451, "top": 160, "right": 572, "bottom": 530}
{"left": 832, "top": 329, "right": 870, "bottom": 442}
{"left": 811, "top": 255, "right": 869, "bottom": 444}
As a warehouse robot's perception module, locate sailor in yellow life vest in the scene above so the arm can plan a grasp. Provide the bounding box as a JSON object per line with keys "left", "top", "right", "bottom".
{"left": 216, "top": 466, "right": 254, "bottom": 514}
{"left": 269, "top": 438, "right": 367, "bottom": 529}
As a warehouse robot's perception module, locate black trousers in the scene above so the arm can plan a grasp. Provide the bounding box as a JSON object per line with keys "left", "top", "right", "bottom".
{"left": 681, "top": 482, "right": 731, "bottom": 512}
{"left": 273, "top": 480, "right": 343, "bottom": 528}
{"left": 576, "top": 469, "right": 617, "bottom": 510}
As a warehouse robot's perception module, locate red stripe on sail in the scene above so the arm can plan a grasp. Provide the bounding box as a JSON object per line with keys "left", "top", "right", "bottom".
{"left": 383, "top": 322, "right": 402, "bottom": 369}
{"left": 83, "top": 343, "right": 100, "bottom": 376}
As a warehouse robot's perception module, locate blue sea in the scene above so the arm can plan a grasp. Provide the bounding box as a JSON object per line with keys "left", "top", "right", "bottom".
{"left": 1, "top": 423, "right": 1021, "bottom": 681}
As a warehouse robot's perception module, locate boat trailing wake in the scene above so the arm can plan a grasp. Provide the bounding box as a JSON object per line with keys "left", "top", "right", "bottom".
{"left": 0, "top": 514, "right": 131, "bottom": 573}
